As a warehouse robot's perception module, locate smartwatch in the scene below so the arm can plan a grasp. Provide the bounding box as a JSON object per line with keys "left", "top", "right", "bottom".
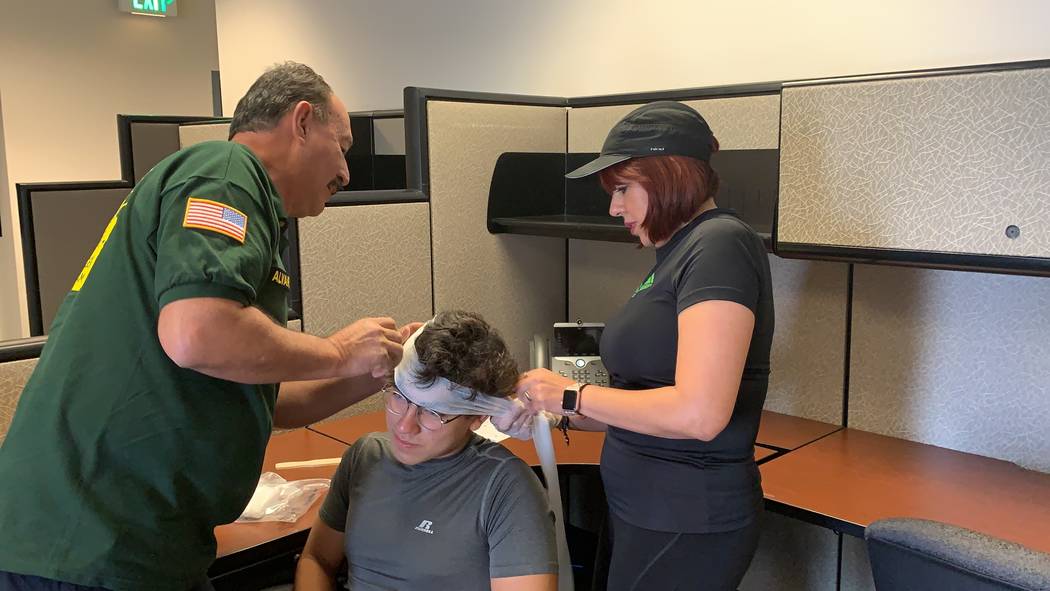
{"left": 562, "top": 382, "right": 585, "bottom": 415}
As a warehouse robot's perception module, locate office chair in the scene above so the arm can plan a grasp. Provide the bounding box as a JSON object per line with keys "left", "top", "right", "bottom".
{"left": 865, "top": 517, "right": 1050, "bottom": 591}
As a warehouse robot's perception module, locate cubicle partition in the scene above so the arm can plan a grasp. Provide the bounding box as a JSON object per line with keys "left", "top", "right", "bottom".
{"left": 0, "top": 337, "right": 45, "bottom": 445}
{"left": 17, "top": 114, "right": 311, "bottom": 335}
{"left": 425, "top": 99, "right": 568, "bottom": 367}
{"left": 297, "top": 199, "right": 432, "bottom": 419}
{"left": 18, "top": 183, "right": 131, "bottom": 334}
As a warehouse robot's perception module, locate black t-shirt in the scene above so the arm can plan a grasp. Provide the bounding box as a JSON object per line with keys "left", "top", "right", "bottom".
{"left": 598, "top": 208, "right": 774, "bottom": 533}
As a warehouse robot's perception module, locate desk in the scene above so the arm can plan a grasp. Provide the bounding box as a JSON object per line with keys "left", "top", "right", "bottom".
{"left": 754, "top": 444, "right": 778, "bottom": 463}
{"left": 308, "top": 412, "right": 606, "bottom": 465}
{"left": 756, "top": 410, "right": 841, "bottom": 450}
{"left": 311, "top": 412, "right": 788, "bottom": 465}
{"left": 760, "top": 428, "right": 1050, "bottom": 554}
{"left": 211, "top": 428, "right": 348, "bottom": 577}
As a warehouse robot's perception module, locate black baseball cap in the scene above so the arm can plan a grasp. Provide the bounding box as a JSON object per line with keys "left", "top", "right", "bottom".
{"left": 566, "top": 101, "right": 715, "bottom": 179}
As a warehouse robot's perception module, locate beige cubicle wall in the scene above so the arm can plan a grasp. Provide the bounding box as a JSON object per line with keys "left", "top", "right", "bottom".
{"left": 298, "top": 202, "right": 433, "bottom": 419}
{"left": 179, "top": 122, "right": 230, "bottom": 148}
{"left": 566, "top": 240, "right": 655, "bottom": 323}
{"left": 778, "top": 67, "right": 1050, "bottom": 258}
{"left": 848, "top": 265, "right": 1050, "bottom": 473}
{"left": 427, "top": 101, "right": 568, "bottom": 369}
{"left": 0, "top": 357, "right": 36, "bottom": 445}
{"left": 567, "top": 94, "right": 782, "bottom": 152}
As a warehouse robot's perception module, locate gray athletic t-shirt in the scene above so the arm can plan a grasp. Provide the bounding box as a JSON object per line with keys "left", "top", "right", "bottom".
{"left": 319, "top": 432, "right": 558, "bottom": 590}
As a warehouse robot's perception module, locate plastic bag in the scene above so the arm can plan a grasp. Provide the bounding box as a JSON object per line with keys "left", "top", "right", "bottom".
{"left": 235, "top": 472, "right": 331, "bottom": 523}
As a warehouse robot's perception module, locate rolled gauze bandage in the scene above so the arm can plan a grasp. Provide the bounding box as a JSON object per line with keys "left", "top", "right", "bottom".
{"left": 393, "top": 323, "right": 574, "bottom": 590}
{"left": 394, "top": 323, "right": 537, "bottom": 439}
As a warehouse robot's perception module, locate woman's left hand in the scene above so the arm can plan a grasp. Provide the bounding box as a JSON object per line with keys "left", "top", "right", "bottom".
{"left": 515, "top": 368, "right": 576, "bottom": 416}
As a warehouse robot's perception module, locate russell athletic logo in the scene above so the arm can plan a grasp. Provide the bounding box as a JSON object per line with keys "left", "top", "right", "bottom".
{"left": 414, "top": 520, "right": 435, "bottom": 535}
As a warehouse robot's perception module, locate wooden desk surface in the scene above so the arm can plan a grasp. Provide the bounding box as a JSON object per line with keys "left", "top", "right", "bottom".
{"left": 757, "top": 410, "right": 841, "bottom": 450}
{"left": 308, "top": 412, "right": 606, "bottom": 466}
{"left": 760, "top": 428, "right": 1050, "bottom": 554}
{"left": 754, "top": 444, "right": 778, "bottom": 463}
{"left": 310, "top": 412, "right": 782, "bottom": 466}
{"left": 214, "top": 428, "right": 348, "bottom": 559}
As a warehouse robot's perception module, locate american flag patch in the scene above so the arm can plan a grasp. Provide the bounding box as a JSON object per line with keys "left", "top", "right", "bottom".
{"left": 182, "top": 197, "right": 248, "bottom": 243}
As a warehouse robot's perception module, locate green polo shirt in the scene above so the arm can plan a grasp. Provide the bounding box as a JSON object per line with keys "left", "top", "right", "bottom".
{"left": 0, "top": 141, "right": 290, "bottom": 590}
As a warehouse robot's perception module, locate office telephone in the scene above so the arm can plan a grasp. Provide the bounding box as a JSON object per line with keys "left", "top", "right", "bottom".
{"left": 550, "top": 322, "right": 609, "bottom": 387}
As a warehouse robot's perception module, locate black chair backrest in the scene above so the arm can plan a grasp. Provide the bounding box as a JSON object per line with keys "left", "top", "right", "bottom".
{"left": 866, "top": 518, "right": 1050, "bottom": 591}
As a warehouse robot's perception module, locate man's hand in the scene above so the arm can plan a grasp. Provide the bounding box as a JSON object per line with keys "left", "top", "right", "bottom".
{"left": 399, "top": 321, "right": 425, "bottom": 342}
{"left": 326, "top": 317, "right": 404, "bottom": 378}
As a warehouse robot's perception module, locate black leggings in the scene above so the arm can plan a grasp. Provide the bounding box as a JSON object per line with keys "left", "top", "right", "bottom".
{"left": 605, "top": 511, "right": 761, "bottom": 591}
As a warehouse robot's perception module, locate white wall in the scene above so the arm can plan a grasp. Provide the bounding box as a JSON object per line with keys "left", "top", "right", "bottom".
{"left": 216, "top": 0, "right": 1050, "bottom": 112}
{"left": 0, "top": 0, "right": 219, "bottom": 339}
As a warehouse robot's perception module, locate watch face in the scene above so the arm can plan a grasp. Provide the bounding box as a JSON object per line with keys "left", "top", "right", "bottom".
{"left": 562, "top": 388, "right": 579, "bottom": 411}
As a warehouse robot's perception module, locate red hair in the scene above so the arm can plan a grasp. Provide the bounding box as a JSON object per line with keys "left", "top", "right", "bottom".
{"left": 598, "top": 141, "right": 720, "bottom": 245}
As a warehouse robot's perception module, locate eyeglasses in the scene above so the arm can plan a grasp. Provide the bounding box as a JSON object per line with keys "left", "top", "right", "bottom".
{"left": 383, "top": 386, "right": 460, "bottom": 431}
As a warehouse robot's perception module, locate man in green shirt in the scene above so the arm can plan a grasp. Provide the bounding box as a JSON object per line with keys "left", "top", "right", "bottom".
{"left": 0, "top": 63, "right": 411, "bottom": 591}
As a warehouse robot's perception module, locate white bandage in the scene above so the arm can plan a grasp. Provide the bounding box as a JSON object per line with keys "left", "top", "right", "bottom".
{"left": 393, "top": 323, "right": 535, "bottom": 440}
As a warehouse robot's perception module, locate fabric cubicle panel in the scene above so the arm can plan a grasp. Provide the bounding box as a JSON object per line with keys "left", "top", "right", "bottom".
{"left": 848, "top": 265, "right": 1050, "bottom": 473}
{"left": 0, "top": 358, "right": 36, "bottom": 445}
{"left": 567, "top": 240, "right": 654, "bottom": 324}
{"left": 28, "top": 187, "right": 130, "bottom": 333}
{"left": 179, "top": 123, "right": 230, "bottom": 148}
{"left": 372, "top": 118, "right": 405, "bottom": 155}
{"left": 778, "top": 67, "right": 1050, "bottom": 258}
{"left": 567, "top": 94, "right": 781, "bottom": 152}
{"left": 427, "top": 101, "right": 567, "bottom": 369}
{"left": 738, "top": 512, "right": 840, "bottom": 591}
{"left": 298, "top": 202, "right": 433, "bottom": 419}
{"left": 129, "top": 122, "right": 182, "bottom": 182}
{"left": 762, "top": 257, "right": 848, "bottom": 424}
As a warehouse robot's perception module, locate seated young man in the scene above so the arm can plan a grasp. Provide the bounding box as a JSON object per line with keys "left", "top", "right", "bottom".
{"left": 294, "top": 310, "right": 558, "bottom": 591}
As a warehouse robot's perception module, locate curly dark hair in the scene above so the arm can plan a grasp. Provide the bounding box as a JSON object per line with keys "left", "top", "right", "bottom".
{"left": 412, "top": 310, "right": 519, "bottom": 399}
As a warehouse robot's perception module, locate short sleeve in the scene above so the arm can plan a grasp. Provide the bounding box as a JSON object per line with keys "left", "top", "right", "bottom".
{"left": 318, "top": 444, "right": 356, "bottom": 532}
{"left": 154, "top": 177, "right": 278, "bottom": 308}
{"left": 675, "top": 224, "right": 762, "bottom": 315}
{"left": 484, "top": 458, "right": 559, "bottom": 579}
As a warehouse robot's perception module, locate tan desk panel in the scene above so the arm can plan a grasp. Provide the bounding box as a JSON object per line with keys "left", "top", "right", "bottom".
{"left": 760, "top": 428, "right": 1050, "bottom": 553}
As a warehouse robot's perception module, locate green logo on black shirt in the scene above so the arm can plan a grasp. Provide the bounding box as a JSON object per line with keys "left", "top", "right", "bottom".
{"left": 633, "top": 272, "right": 654, "bottom": 296}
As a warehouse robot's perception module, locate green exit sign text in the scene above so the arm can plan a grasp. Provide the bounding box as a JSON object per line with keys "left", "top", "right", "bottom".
{"left": 118, "top": 0, "right": 178, "bottom": 17}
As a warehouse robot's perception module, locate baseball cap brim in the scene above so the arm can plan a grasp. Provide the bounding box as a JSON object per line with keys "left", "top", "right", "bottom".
{"left": 565, "top": 154, "right": 633, "bottom": 179}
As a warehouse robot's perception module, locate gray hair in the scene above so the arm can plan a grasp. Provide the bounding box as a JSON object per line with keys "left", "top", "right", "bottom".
{"left": 228, "top": 62, "right": 333, "bottom": 138}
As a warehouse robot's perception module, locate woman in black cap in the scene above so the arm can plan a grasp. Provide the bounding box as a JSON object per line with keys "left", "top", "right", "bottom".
{"left": 517, "top": 101, "right": 773, "bottom": 591}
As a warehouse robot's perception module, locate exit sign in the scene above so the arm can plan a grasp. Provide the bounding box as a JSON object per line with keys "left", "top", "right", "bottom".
{"left": 118, "top": 0, "right": 178, "bottom": 17}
